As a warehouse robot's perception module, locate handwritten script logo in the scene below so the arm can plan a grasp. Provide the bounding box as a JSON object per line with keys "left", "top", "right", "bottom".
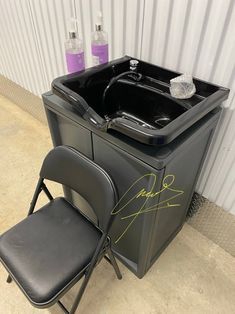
{"left": 111, "top": 173, "right": 184, "bottom": 244}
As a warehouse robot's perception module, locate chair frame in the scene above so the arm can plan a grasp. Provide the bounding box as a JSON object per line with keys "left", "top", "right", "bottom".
{"left": 6, "top": 173, "right": 122, "bottom": 314}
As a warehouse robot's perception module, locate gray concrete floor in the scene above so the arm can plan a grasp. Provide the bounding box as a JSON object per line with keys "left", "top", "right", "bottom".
{"left": 0, "top": 95, "right": 235, "bottom": 314}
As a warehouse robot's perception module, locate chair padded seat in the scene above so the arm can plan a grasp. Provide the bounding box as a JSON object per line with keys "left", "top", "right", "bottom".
{"left": 0, "top": 197, "right": 102, "bottom": 306}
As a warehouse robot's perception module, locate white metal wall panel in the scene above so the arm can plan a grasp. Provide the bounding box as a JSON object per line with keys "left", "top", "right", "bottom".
{"left": 0, "top": 0, "right": 235, "bottom": 214}
{"left": 28, "top": 0, "right": 75, "bottom": 93}
{"left": 74, "top": 0, "right": 144, "bottom": 67}
{"left": 0, "top": 0, "right": 144, "bottom": 95}
{"left": 141, "top": 0, "right": 235, "bottom": 214}
{"left": 0, "top": 0, "right": 45, "bottom": 95}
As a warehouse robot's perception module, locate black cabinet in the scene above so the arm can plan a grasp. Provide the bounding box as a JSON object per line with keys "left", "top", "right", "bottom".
{"left": 43, "top": 92, "right": 220, "bottom": 277}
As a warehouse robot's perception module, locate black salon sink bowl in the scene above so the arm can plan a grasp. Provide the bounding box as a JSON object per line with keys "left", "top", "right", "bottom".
{"left": 52, "top": 56, "right": 229, "bottom": 145}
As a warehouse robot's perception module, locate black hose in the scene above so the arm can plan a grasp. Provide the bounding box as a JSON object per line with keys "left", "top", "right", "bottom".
{"left": 102, "top": 71, "right": 143, "bottom": 113}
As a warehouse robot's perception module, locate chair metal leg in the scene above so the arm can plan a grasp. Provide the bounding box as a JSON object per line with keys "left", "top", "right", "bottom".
{"left": 6, "top": 275, "right": 12, "bottom": 283}
{"left": 69, "top": 274, "right": 90, "bottom": 314}
{"left": 57, "top": 300, "right": 69, "bottom": 314}
{"left": 106, "top": 248, "right": 122, "bottom": 280}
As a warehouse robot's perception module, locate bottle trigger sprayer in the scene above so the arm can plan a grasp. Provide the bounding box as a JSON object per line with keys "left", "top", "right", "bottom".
{"left": 65, "top": 18, "right": 85, "bottom": 73}
{"left": 91, "top": 11, "right": 108, "bottom": 66}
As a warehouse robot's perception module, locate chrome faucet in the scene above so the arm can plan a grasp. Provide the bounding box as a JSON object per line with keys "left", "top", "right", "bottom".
{"left": 102, "top": 60, "right": 143, "bottom": 113}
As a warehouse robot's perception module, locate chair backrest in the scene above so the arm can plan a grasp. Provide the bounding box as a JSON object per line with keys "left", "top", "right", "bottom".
{"left": 40, "top": 146, "right": 117, "bottom": 231}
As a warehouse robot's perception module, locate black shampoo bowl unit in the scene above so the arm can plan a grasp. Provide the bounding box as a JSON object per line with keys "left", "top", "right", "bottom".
{"left": 43, "top": 56, "right": 229, "bottom": 278}
{"left": 52, "top": 56, "right": 228, "bottom": 145}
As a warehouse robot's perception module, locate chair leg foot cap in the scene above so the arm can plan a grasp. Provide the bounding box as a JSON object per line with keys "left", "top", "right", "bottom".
{"left": 6, "top": 275, "right": 12, "bottom": 283}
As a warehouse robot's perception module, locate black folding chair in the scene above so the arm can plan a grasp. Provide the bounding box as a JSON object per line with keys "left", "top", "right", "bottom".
{"left": 0, "top": 146, "right": 122, "bottom": 313}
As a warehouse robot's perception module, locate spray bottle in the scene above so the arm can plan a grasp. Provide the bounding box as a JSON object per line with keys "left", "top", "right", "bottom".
{"left": 65, "top": 18, "right": 85, "bottom": 73}
{"left": 91, "top": 12, "right": 108, "bottom": 66}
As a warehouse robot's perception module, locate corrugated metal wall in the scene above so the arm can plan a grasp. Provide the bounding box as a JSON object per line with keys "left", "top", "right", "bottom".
{"left": 141, "top": 0, "right": 235, "bottom": 216}
{"left": 0, "top": 0, "right": 144, "bottom": 93}
{"left": 0, "top": 0, "right": 234, "bottom": 214}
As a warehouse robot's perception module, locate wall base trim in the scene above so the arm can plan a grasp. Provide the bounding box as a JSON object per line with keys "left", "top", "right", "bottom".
{"left": 0, "top": 75, "right": 46, "bottom": 124}
{"left": 188, "top": 193, "right": 235, "bottom": 256}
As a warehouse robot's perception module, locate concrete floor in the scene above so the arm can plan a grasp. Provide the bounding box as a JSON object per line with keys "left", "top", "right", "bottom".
{"left": 0, "top": 95, "right": 235, "bottom": 314}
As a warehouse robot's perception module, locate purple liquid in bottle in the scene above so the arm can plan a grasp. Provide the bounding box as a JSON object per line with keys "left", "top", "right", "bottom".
{"left": 66, "top": 51, "right": 85, "bottom": 73}
{"left": 91, "top": 44, "right": 108, "bottom": 65}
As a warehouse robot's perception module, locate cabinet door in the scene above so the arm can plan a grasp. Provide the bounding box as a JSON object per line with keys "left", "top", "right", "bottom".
{"left": 93, "top": 134, "right": 164, "bottom": 278}
{"left": 45, "top": 107, "right": 96, "bottom": 221}
{"left": 148, "top": 129, "right": 212, "bottom": 269}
